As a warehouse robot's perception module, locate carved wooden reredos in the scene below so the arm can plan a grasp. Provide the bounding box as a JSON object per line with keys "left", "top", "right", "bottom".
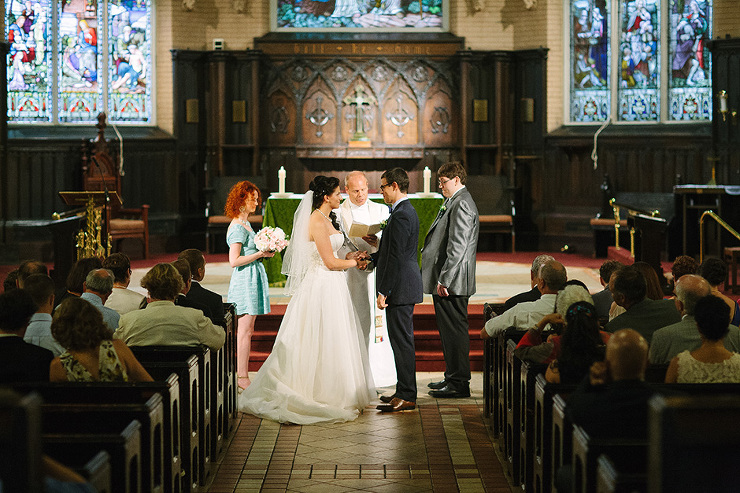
{"left": 256, "top": 35, "right": 463, "bottom": 160}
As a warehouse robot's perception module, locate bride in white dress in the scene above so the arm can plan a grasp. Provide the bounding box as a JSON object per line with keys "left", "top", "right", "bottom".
{"left": 238, "top": 176, "right": 376, "bottom": 424}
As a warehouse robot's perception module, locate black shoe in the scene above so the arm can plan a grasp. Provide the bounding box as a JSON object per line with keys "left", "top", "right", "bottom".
{"left": 427, "top": 379, "right": 447, "bottom": 390}
{"left": 379, "top": 394, "right": 395, "bottom": 404}
{"left": 428, "top": 384, "right": 471, "bottom": 399}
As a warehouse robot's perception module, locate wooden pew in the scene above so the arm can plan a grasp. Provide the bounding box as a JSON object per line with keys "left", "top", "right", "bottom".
{"left": 10, "top": 378, "right": 182, "bottom": 493}
{"left": 484, "top": 337, "right": 494, "bottom": 419}
{"left": 222, "top": 303, "right": 238, "bottom": 437}
{"left": 40, "top": 394, "right": 165, "bottom": 493}
{"left": 494, "top": 327, "right": 525, "bottom": 441}
{"left": 571, "top": 424, "right": 647, "bottom": 493}
{"left": 44, "top": 420, "right": 142, "bottom": 493}
{"left": 504, "top": 338, "right": 522, "bottom": 481}
{"left": 130, "top": 355, "right": 199, "bottom": 492}
{"left": 648, "top": 393, "right": 740, "bottom": 492}
{"left": 518, "top": 360, "right": 547, "bottom": 493}
{"left": 0, "top": 390, "right": 43, "bottom": 492}
{"left": 131, "top": 346, "right": 215, "bottom": 486}
{"left": 78, "top": 451, "right": 114, "bottom": 493}
{"left": 551, "top": 393, "right": 571, "bottom": 493}
{"left": 533, "top": 375, "right": 577, "bottom": 493}
{"left": 595, "top": 454, "right": 646, "bottom": 493}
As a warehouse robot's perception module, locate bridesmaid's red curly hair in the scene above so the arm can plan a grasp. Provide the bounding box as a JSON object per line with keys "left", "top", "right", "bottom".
{"left": 224, "top": 181, "right": 262, "bottom": 218}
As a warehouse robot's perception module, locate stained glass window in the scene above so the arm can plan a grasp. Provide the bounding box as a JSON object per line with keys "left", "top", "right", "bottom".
{"left": 571, "top": 0, "right": 610, "bottom": 123}
{"left": 6, "top": 0, "right": 152, "bottom": 124}
{"left": 668, "top": 0, "right": 712, "bottom": 121}
{"left": 569, "top": 0, "right": 712, "bottom": 124}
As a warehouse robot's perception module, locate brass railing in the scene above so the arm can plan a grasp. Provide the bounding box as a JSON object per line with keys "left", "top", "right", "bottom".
{"left": 609, "top": 198, "right": 661, "bottom": 256}
{"left": 699, "top": 210, "right": 740, "bottom": 263}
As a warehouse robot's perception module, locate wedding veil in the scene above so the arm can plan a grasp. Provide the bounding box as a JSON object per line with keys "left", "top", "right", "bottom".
{"left": 281, "top": 191, "right": 313, "bottom": 295}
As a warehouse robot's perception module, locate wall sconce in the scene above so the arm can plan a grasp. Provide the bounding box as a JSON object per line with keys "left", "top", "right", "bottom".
{"left": 719, "top": 90, "right": 728, "bottom": 121}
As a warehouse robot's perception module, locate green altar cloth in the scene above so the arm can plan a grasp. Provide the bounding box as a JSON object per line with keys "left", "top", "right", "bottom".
{"left": 261, "top": 193, "right": 444, "bottom": 285}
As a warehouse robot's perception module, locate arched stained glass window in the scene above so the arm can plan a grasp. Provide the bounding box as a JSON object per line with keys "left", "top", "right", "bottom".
{"left": 6, "top": 0, "right": 152, "bottom": 124}
{"left": 568, "top": 0, "right": 712, "bottom": 124}
{"left": 668, "top": 0, "right": 712, "bottom": 121}
{"left": 571, "top": 0, "right": 610, "bottom": 123}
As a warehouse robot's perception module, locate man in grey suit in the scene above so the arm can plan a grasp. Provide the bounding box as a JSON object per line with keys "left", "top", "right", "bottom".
{"left": 650, "top": 274, "right": 740, "bottom": 364}
{"left": 422, "top": 161, "right": 480, "bottom": 398}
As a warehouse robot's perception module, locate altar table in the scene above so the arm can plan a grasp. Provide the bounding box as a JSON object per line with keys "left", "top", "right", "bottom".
{"left": 261, "top": 193, "right": 444, "bottom": 285}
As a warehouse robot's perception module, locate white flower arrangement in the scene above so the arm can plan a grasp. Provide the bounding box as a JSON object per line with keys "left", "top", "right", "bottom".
{"left": 254, "top": 226, "right": 289, "bottom": 253}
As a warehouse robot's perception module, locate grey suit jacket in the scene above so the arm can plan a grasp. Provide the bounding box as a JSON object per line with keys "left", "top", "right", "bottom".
{"left": 649, "top": 315, "right": 740, "bottom": 364}
{"left": 421, "top": 187, "right": 480, "bottom": 296}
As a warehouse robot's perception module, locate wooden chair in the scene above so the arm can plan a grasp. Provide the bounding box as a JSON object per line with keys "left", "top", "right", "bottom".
{"left": 82, "top": 112, "right": 150, "bottom": 259}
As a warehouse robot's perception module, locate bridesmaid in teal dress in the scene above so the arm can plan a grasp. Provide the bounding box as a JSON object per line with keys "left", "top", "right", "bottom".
{"left": 224, "top": 181, "right": 273, "bottom": 390}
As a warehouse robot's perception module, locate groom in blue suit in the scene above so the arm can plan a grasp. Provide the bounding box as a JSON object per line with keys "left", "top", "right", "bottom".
{"left": 373, "top": 168, "right": 423, "bottom": 412}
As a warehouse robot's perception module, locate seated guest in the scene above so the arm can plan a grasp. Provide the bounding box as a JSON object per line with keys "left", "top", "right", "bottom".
{"left": 171, "top": 259, "right": 212, "bottom": 318}
{"left": 0, "top": 289, "right": 53, "bottom": 383}
{"left": 604, "top": 265, "right": 681, "bottom": 342}
{"left": 178, "top": 248, "right": 225, "bottom": 325}
{"left": 516, "top": 287, "right": 608, "bottom": 384}
{"left": 22, "top": 274, "right": 65, "bottom": 356}
{"left": 633, "top": 261, "right": 666, "bottom": 301}
{"left": 102, "top": 253, "right": 145, "bottom": 315}
{"left": 555, "top": 329, "right": 654, "bottom": 492}
{"left": 665, "top": 295, "right": 740, "bottom": 383}
{"left": 55, "top": 257, "right": 102, "bottom": 309}
{"left": 650, "top": 275, "right": 740, "bottom": 364}
{"left": 16, "top": 260, "right": 48, "bottom": 288}
{"left": 502, "top": 254, "right": 554, "bottom": 312}
{"left": 49, "top": 297, "right": 152, "bottom": 383}
{"left": 592, "top": 260, "right": 622, "bottom": 320}
{"left": 670, "top": 255, "right": 698, "bottom": 295}
{"left": 81, "top": 269, "right": 120, "bottom": 330}
{"left": 3, "top": 269, "right": 19, "bottom": 292}
{"left": 698, "top": 256, "right": 740, "bottom": 326}
{"left": 481, "top": 260, "right": 567, "bottom": 339}
{"left": 115, "top": 263, "right": 225, "bottom": 350}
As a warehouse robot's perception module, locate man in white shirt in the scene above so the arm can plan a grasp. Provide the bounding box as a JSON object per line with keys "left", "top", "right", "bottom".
{"left": 103, "top": 253, "right": 145, "bottom": 315}
{"left": 481, "top": 260, "right": 567, "bottom": 339}
{"left": 337, "top": 170, "right": 396, "bottom": 388}
{"left": 22, "top": 274, "right": 65, "bottom": 356}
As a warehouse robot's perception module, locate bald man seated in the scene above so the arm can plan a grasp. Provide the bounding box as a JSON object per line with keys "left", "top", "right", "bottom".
{"left": 566, "top": 328, "right": 655, "bottom": 439}
{"left": 650, "top": 275, "right": 740, "bottom": 364}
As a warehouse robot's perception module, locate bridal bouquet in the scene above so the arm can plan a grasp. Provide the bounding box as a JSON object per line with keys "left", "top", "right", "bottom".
{"left": 254, "top": 226, "right": 289, "bottom": 253}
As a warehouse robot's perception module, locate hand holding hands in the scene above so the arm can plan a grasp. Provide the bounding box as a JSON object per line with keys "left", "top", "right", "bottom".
{"left": 346, "top": 251, "right": 371, "bottom": 270}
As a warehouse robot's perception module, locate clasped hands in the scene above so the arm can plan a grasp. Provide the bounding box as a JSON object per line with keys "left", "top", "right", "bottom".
{"left": 346, "top": 250, "right": 371, "bottom": 270}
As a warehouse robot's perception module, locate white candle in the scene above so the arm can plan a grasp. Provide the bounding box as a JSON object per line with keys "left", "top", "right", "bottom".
{"left": 423, "top": 166, "right": 431, "bottom": 194}
{"left": 720, "top": 91, "right": 728, "bottom": 112}
{"left": 278, "top": 166, "right": 286, "bottom": 194}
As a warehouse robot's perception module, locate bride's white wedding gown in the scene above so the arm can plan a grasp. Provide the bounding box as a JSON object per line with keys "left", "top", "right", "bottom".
{"left": 238, "top": 234, "right": 376, "bottom": 424}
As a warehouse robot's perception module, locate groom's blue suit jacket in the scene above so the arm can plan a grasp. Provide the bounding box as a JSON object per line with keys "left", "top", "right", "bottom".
{"left": 373, "top": 199, "right": 423, "bottom": 306}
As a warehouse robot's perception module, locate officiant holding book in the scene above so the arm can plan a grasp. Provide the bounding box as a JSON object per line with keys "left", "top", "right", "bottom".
{"left": 337, "top": 171, "right": 397, "bottom": 388}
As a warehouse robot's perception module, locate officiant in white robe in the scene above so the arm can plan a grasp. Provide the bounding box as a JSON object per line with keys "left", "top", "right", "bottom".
{"left": 337, "top": 171, "right": 397, "bottom": 388}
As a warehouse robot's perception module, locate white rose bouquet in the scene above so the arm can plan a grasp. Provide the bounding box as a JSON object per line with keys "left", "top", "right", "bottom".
{"left": 254, "top": 226, "right": 289, "bottom": 253}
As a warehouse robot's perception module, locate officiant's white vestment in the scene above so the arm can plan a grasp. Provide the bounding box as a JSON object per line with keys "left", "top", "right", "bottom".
{"left": 337, "top": 198, "right": 397, "bottom": 387}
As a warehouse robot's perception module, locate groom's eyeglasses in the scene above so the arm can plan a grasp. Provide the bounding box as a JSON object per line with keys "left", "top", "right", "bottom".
{"left": 379, "top": 183, "right": 391, "bottom": 190}
{"left": 438, "top": 178, "right": 452, "bottom": 186}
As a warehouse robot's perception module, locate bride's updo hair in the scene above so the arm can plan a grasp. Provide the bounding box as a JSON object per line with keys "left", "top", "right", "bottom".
{"left": 309, "top": 175, "right": 340, "bottom": 231}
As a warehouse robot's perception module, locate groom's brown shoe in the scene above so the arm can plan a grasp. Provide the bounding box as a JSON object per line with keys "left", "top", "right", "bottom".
{"left": 377, "top": 397, "right": 416, "bottom": 412}
{"left": 379, "top": 394, "right": 395, "bottom": 404}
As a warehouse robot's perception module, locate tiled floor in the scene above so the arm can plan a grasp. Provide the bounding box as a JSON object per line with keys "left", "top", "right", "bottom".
{"left": 207, "top": 372, "right": 514, "bottom": 492}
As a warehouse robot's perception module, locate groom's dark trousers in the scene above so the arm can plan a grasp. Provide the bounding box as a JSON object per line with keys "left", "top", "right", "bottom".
{"left": 374, "top": 198, "right": 423, "bottom": 403}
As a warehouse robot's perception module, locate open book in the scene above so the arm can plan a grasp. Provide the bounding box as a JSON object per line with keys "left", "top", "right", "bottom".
{"left": 348, "top": 221, "right": 382, "bottom": 237}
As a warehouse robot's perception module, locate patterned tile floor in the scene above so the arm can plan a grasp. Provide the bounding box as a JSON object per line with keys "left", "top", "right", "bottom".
{"left": 206, "top": 372, "right": 514, "bottom": 493}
